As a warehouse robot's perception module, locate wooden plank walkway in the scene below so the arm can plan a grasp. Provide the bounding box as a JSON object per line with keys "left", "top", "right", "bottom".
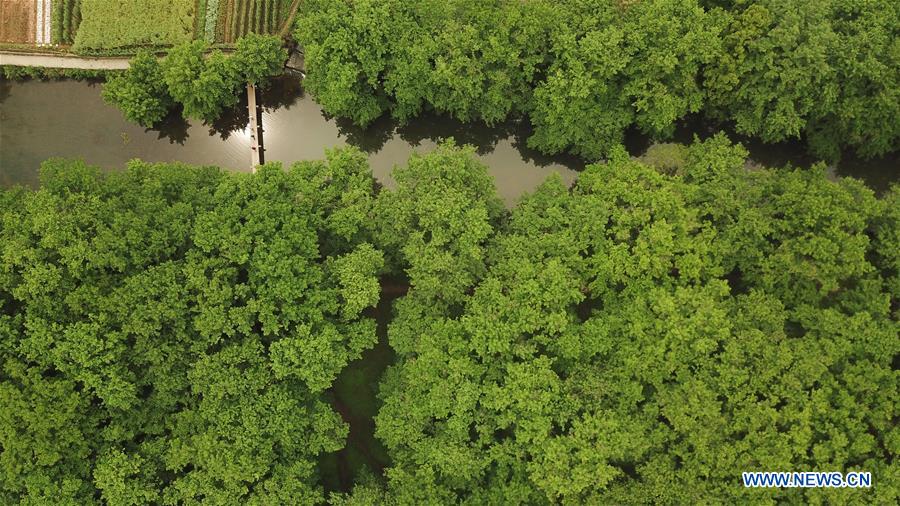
{"left": 248, "top": 83, "right": 261, "bottom": 171}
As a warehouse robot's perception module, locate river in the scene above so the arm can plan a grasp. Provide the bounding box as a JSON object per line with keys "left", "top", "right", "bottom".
{"left": 1, "top": 76, "right": 897, "bottom": 202}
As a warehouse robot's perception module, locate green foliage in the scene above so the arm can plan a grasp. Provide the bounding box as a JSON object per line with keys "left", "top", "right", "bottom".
{"left": 104, "top": 36, "right": 287, "bottom": 125}
{"left": 705, "top": 0, "right": 836, "bottom": 144}
{"left": 2, "top": 138, "right": 897, "bottom": 503}
{"left": 163, "top": 41, "right": 241, "bottom": 122}
{"left": 0, "top": 151, "right": 383, "bottom": 503}
{"left": 806, "top": 0, "right": 900, "bottom": 159}
{"left": 529, "top": 0, "right": 722, "bottom": 158}
{"left": 73, "top": 0, "right": 196, "bottom": 52}
{"left": 705, "top": 0, "right": 900, "bottom": 160}
{"left": 102, "top": 51, "right": 173, "bottom": 127}
{"left": 368, "top": 136, "right": 899, "bottom": 504}
{"left": 639, "top": 142, "right": 690, "bottom": 174}
{"left": 289, "top": 147, "right": 379, "bottom": 255}
{"left": 869, "top": 185, "right": 900, "bottom": 311}
{"left": 297, "top": 0, "right": 899, "bottom": 160}
{"left": 233, "top": 33, "right": 288, "bottom": 86}
{"left": 295, "top": 0, "right": 400, "bottom": 126}
{"left": 1, "top": 65, "right": 110, "bottom": 81}
{"left": 374, "top": 142, "right": 504, "bottom": 305}
{"left": 388, "top": 0, "right": 559, "bottom": 125}
{"left": 296, "top": 0, "right": 561, "bottom": 127}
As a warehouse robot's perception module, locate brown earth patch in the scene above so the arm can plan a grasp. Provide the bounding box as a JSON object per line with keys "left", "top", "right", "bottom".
{"left": 221, "top": 0, "right": 234, "bottom": 43}
{"left": 0, "top": 0, "right": 36, "bottom": 43}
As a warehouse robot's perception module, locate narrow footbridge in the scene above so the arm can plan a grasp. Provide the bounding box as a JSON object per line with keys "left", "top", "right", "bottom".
{"left": 1, "top": 45, "right": 304, "bottom": 173}
{"left": 248, "top": 83, "right": 263, "bottom": 171}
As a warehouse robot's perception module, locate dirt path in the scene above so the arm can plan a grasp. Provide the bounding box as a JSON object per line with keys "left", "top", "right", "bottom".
{"left": 43, "top": 0, "right": 51, "bottom": 45}
{"left": 0, "top": 51, "right": 131, "bottom": 69}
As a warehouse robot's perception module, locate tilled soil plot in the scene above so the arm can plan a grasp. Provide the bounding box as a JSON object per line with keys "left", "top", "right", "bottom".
{"left": 1, "top": 0, "right": 36, "bottom": 43}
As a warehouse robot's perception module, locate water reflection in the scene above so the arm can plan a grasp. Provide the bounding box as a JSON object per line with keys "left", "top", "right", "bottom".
{"left": 332, "top": 104, "right": 585, "bottom": 173}
{"left": 207, "top": 77, "right": 305, "bottom": 141}
{"left": 1, "top": 75, "right": 897, "bottom": 199}
{"left": 333, "top": 114, "right": 401, "bottom": 154}
{"left": 0, "top": 77, "right": 582, "bottom": 203}
{"left": 834, "top": 151, "right": 899, "bottom": 193}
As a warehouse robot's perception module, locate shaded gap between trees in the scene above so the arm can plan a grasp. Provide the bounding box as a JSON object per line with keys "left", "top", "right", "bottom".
{"left": 319, "top": 278, "right": 408, "bottom": 494}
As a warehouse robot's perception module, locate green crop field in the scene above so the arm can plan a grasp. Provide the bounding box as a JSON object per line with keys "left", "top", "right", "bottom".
{"left": 216, "top": 0, "right": 292, "bottom": 43}
{"left": 73, "top": 0, "right": 196, "bottom": 51}
{"left": 51, "top": 0, "right": 82, "bottom": 44}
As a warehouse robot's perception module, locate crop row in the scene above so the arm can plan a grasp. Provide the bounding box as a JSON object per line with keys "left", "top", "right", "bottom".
{"left": 216, "top": 0, "right": 289, "bottom": 43}
{"left": 50, "top": 0, "right": 82, "bottom": 44}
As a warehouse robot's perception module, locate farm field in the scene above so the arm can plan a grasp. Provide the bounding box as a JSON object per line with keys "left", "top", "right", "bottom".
{"left": 73, "top": 0, "right": 195, "bottom": 51}
{"left": 217, "top": 0, "right": 293, "bottom": 43}
{"left": 51, "top": 0, "right": 83, "bottom": 44}
{"left": 1, "top": 0, "right": 36, "bottom": 44}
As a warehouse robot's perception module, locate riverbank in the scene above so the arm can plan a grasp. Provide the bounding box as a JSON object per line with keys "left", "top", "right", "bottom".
{"left": 0, "top": 77, "right": 581, "bottom": 204}
{"left": 2, "top": 77, "right": 897, "bottom": 202}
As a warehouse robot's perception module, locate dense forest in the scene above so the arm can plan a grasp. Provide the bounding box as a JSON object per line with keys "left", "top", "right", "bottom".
{"left": 295, "top": 0, "right": 900, "bottom": 161}
{"left": 1, "top": 135, "right": 897, "bottom": 503}
{"left": 2, "top": 0, "right": 899, "bottom": 503}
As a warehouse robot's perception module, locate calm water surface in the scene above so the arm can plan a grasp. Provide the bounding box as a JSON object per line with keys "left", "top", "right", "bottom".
{"left": 0, "top": 78, "right": 582, "bottom": 204}
{"left": 1, "top": 77, "right": 897, "bottom": 202}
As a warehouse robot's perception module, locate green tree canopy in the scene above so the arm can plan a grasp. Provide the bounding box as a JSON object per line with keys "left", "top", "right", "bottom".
{"left": 374, "top": 142, "right": 504, "bottom": 306}
{"left": 2, "top": 139, "right": 897, "bottom": 504}
{"left": 163, "top": 41, "right": 242, "bottom": 122}
{"left": 297, "top": 0, "right": 899, "bottom": 161}
{"left": 233, "top": 33, "right": 289, "bottom": 87}
{"left": 105, "top": 35, "right": 288, "bottom": 125}
{"left": 529, "top": 0, "right": 722, "bottom": 158}
{"left": 361, "top": 135, "right": 899, "bottom": 504}
{"left": 0, "top": 151, "right": 383, "bottom": 504}
{"left": 806, "top": 0, "right": 900, "bottom": 159}
{"left": 102, "top": 51, "right": 174, "bottom": 127}
{"left": 705, "top": 0, "right": 837, "bottom": 145}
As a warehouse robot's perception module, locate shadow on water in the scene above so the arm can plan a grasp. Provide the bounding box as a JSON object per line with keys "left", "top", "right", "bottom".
{"left": 331, "top": 107, "right": 517, "bottom": 156}
{"left": 143, "top": 77, "right": 307, "bottom": 144}
{"left": 834, "top": 151, "right": 899, "bottom": 194}
{"left": 147, "top": 108, "right": 191, "bottom": 145}
{"left": 0, "top": 79, "right": 11, "bottom": 104}
{"left": 319, "top": 281, "right": 406, "bottom": 494}
{"left": 625, "top": 113, "right": 897, "bottom": 194}
{"left": 510, "top": 120, "right": 588, "bottom": 171}
{"left": 209, "top": 77, "right": 305, "bottom": 140}
{"left": 333, "top": 105, "right": 586, "bottom": 172}
{"left": 333, "top": 113, "right": 397, "bottom": 154}
{"left": 625, "top": 113, "right": 822, "bottom": 169}
{"left": 724, "top": 130, "right": 897, "bottom": 195}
